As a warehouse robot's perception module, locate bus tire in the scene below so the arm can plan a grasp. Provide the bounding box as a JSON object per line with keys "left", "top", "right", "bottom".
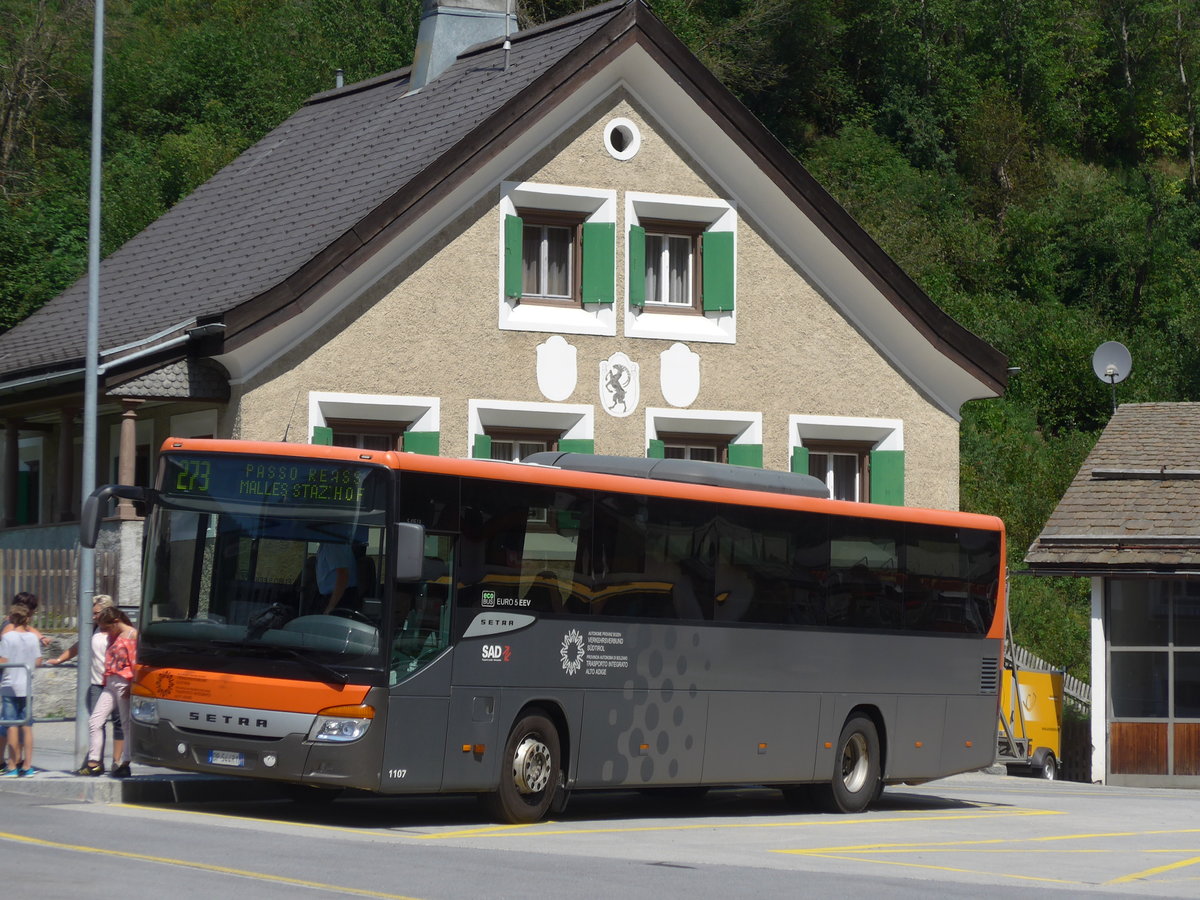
{"left": 483, "top": 712, "right": 561, "bottom": 824}
{"left": 815, "top": 714, "right": 880, "bottom": 814}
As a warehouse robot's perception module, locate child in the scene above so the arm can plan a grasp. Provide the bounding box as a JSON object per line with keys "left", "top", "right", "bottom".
{"left": 0, "top": 591, "right": 52, "bottom": 649}
{"left": 0, "top": 602, "right": 44, "bottom": 776}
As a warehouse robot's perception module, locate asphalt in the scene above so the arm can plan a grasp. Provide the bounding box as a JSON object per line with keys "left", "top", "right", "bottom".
{"left": 0, "top": 718, "right": 284, "bottom": 804}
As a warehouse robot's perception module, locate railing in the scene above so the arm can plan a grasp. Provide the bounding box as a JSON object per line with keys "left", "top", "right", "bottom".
{"left": 1009, "top": 641, "right": 1091, "bottom": 711}
{"left": 0, "top": 663, "right": 34, "bottom": 726}
{"left": 0, "top": 549, "right": 119, "bottom": 628}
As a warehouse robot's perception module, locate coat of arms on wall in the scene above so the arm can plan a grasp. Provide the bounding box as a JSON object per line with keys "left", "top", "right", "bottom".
{"left": 599, "top": 352, "right": 639, "bottom": 417}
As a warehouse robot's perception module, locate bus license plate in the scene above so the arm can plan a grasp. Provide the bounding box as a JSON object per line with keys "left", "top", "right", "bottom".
{"left": 208, "top": 750, "right": 245, "bottom": 768}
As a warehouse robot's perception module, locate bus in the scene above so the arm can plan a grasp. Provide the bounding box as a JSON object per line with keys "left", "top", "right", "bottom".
{"left": 83, "top": 438, "right": 1005, "bottom": 823}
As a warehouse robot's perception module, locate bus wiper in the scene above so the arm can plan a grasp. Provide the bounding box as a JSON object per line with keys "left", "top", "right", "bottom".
{"left": 210, "top": 640, "right": 350, "bottom": 684}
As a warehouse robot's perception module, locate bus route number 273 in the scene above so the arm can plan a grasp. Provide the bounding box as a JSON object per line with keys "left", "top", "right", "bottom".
{"left": 482, "top": 644, "right": 511, "bottom": 662}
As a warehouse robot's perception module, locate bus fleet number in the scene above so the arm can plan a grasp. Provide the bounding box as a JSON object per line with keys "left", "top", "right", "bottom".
{"left": 387, "top": 769, "right": 407, "bottom": 779}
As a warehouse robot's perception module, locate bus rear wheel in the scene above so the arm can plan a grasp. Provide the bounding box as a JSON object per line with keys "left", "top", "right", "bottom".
{"left": 815, "top": 714, "right": 880, "bottom": 814}
{"left": 483, "top": 712, "right": 561, "bottom": 824}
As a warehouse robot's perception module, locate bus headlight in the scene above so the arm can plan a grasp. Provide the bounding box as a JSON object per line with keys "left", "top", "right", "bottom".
{"left": 131, "top": 696, "right": 159, "bottom": 724}
{"left": 307, "top": 704, "right": 375, "bottom": 743}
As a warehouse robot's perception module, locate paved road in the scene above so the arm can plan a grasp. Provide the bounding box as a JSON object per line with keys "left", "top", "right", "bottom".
{"left": 3, "top": 724, "right": 1199, "bottom": 899}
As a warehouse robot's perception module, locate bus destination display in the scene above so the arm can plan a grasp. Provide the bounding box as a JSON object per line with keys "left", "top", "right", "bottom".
{"left": 164, "top": 454, "right": 380, "bottom": 509}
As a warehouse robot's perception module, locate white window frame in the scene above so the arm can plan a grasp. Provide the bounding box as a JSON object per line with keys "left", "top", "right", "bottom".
{"left": 499, "top": 182, "right": 616, "bottom": 337}
{"left": 308, "top": 392, "right": 440, "bottom": 445}
{"left": 468, "top": 399, "right": 594, "bottom": 458}
{"left": 646, "top": 408, "right": 761, "bottom": 456}
{"left": 625, "top": 192, "right": 737, "bottom": 344}
{"left": 788, "top": 414, "right": 903, "bottom": 500}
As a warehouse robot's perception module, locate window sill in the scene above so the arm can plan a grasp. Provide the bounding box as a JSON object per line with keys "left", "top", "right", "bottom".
{"left": 500, "top": 298, "right": 616, "bottom": 336}
{"left": 625, "top": 307, "right": 734, "bottom": 343}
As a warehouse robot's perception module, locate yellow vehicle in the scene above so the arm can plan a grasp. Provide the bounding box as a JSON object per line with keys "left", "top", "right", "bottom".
{"left": 997, "top": 664, "right": 1063, "bottom": 779}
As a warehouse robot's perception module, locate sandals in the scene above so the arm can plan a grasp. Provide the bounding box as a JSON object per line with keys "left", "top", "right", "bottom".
{"left": 76, "top": 761, "right": 104, "bottom": 777}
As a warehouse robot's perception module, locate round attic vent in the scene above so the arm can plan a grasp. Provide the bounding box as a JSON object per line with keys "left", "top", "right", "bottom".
{"left": 604, "top": 118, "right": 641, "bottom": 161}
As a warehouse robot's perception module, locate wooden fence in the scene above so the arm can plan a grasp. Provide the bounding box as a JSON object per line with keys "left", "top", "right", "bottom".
{"left": 0, "top": 549, "right": 119, "bottom": 629}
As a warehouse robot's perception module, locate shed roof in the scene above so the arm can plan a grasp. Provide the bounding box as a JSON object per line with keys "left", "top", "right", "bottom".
{"left": 1025, "top": 402, "right": 1200, "bottom": 574}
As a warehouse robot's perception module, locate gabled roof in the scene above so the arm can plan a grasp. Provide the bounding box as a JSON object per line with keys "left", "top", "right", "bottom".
{"left": 0, "top": 0, "right": 1007, "bottom": 405}
{"left": 1025, "top": 403, "right": 1200, "bottom": 574}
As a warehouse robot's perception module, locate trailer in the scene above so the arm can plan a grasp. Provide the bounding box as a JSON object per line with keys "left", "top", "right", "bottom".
{"left": 997, "top": 661, "right": 1063, "bottom": 779}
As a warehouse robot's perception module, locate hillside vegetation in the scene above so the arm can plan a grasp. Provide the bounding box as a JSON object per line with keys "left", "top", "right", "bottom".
{"left": 6, "top": 0, "right": 1200, "bottom": 679}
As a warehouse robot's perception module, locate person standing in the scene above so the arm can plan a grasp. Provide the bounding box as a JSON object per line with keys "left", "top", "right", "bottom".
{"left": 0, "top": 601, "right": 44, "bottom": 776}
{"left": 78, "top": 607, "right": 137, "bottom": 779}
{"left": 47, "top": 595, "right": 124, "bottom": 772}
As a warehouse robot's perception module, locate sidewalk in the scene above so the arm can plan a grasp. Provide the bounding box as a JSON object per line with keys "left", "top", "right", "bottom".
{"left": 0, "top": 719, "right": 282, "bottom": 803}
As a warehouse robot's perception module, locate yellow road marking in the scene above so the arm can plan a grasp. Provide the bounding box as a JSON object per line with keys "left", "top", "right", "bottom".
{"left": 1107, "top": 855, "right": 1200, "bottom": 885}
{"left": 778, "top": 828, "right": 1200, "bottom": 887}
{"left": 0, "top": 830, "right": 424, "bottom": 899}
{"left": 416, "top": 807, "right": 1060, "bottom": 839}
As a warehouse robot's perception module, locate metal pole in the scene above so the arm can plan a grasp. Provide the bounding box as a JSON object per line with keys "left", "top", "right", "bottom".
{"left": 76, "top": 0, "right": 105, "bottom": 767}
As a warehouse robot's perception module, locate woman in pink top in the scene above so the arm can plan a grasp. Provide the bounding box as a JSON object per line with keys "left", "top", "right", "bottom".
{"left": 78, "top": 607, "right": 137, "bottom": 778}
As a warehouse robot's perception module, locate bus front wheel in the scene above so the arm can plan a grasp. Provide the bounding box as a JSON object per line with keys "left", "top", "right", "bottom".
{"left": 815, "top": 714, "right": 880, "bottom": 814}
{"left": 483, "top": 712, "right": 561, "bottom": 824}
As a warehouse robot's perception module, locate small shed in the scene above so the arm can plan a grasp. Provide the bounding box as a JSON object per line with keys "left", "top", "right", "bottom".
{"left": 1025, "top": 402, "right": 1200, "bottom": 786}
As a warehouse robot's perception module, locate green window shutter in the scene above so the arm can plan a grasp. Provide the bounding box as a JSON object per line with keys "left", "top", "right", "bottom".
{"left": 581, "top": 222, "right": 615, "bottom": 304}
{"left": 472, "top": 434, "right": 493, "bottom": 459}
{"left": 727, "top": 443, "right": 762, "bottom": 468}
{"left": 790, "top": 446, "right": 810, "bottom": 475}
{"left": 504, "top": 214, "right": 524, "bottom": 299}
{"left": 647, "top": 439, "right": 664, "bottom": 459}
{"left": 312, "top": 426, "right": 333, "bottom": 446}
{"left": 870, "top": 450, "right": 905, "bottom": 506}
{"left": 402, "top": 431, "right": 439, "bottom": 456}
{"left": 628, "top": 225, "right": 646, "bottom": 308}
{"left": 701, "top": 231, "right": 734, "bottom": 312}
{"left": 557, "top": 439, "right": 594, "bottom": 454}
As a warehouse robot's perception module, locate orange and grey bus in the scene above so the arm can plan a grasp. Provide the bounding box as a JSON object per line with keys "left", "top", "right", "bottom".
{"left": 83, "top": 438, "right": 1005, "bottom": 823}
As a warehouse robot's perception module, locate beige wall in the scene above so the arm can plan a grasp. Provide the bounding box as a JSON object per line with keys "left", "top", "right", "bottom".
{"left": 238, "top": 92, "right": 961, "bottom": 510}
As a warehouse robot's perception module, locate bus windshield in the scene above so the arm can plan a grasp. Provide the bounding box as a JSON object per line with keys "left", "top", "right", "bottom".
{"left": 139, "top": 453, "right": 392, "bottom": 679}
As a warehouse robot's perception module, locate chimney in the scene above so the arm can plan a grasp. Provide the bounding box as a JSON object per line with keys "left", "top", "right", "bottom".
{"left": 410, "top": 0, "right": 517, "bottom": 90}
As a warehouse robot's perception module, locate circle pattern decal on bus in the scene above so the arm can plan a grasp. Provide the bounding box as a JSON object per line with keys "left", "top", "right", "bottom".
{"left": 560, "top": 629, "right": 585, "bottom": 675}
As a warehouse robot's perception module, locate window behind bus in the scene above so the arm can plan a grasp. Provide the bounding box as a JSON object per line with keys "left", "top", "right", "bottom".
{"left": 411, "top": 475, "right": 1000, "bottom": 636}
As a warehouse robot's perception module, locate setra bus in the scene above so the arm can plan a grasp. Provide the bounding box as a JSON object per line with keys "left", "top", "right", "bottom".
{"left": 82, "top": 438, "right": 1005, "bottom": 823}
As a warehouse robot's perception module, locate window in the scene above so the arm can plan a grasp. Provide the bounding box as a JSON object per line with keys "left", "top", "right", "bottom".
{"left": 500, "top": 183, "right": 617, "bottom": 336}
{"left": 646, "top": 409, "right": 762, "bottom": 468}
{"left": 328, "top": 420, "right": 406, "bottom": 452}
{"left": 519, "top": 210, "right": 579, "bottom": 303}
{"left": 308, "top": 393, "right": 441, "bottom": 456}
{"left": 485, "top": 429, "right": 556, "bottom": 463}
{"left": 625, "top": 193, "right": 736, "bottom": 343}
{"left": 643, "top": 221, "right": 702, "bottom": 309}
{"left": 807, "top": 442, "right": 871, "bottom": 502}
{"left": 789, "top": 415, "right": 905, "bottom": 506}
{"left": 660, "top": 434, "right": 725, "bottom": 463}
{"left": 469, "top": 400, "right": 594, "bottom": 461}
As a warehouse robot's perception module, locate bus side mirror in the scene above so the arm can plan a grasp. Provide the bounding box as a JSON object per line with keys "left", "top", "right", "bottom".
{"left": 80, "top": 484, "right": 151, "bottom": 549}
{"left": 394, "top": 522, "right": 426, "bottom": 582}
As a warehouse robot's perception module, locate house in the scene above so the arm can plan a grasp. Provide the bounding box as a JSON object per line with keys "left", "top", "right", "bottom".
{"left": 1026, "top": 402, "right": 1200, "bottom": 787}
{"left": 0, "top": 0, "right": 1008, "bottom": 608}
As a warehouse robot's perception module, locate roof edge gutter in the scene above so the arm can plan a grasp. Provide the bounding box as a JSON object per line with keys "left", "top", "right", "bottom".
{"left": 0, "top": 322, "right": 225, "bottom": 397}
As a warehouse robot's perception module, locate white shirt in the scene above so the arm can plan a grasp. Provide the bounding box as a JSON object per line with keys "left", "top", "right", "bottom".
{"left": 0, "top": 630, "right": 40, "bottom": 697}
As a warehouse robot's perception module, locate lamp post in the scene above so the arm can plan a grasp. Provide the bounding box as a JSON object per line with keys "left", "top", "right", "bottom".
{"left": 76, "top": 0, "right": 105, "bottom": 767}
